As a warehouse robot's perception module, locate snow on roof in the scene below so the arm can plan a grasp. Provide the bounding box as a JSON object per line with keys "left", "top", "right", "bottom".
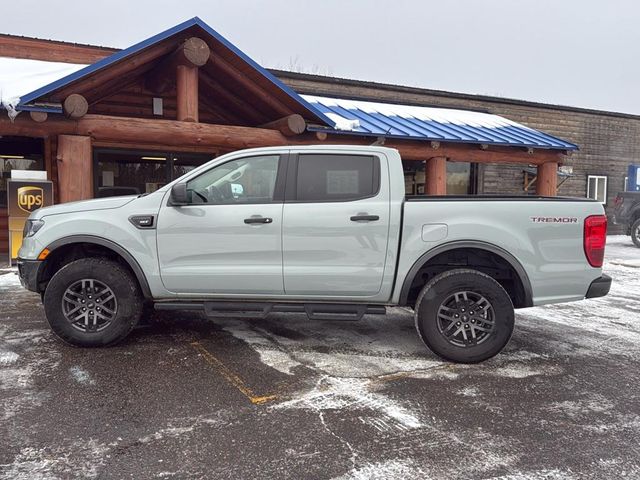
{"left": 302, "top": 94, "right": 578, "bottom": 150}
{"left": 0, "top": 57, "right": 87, "bottom": 119}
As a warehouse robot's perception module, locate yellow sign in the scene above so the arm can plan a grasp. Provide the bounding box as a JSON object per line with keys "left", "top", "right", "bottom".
{"left": 17, "top": 186, "right": 44, "bottom": 214}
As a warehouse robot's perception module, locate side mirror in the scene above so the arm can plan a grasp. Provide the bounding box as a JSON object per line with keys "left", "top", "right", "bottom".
{"left": 169, "top": 182, "right": 188, "bottom": 206}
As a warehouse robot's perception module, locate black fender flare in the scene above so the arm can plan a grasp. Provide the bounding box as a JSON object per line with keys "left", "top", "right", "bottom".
{"left": 43, "top": 235, "right": 153, "bottom": 299}
{"left": 398, "top": 240, "right": 533, "bottom": 307}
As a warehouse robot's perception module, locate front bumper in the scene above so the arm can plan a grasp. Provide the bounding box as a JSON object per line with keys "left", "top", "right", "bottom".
{"left": 17, "top": 258, "right": 43, "bottom": 293}
{"left": 585, "top": 274, "right": 612, "bottom": 299}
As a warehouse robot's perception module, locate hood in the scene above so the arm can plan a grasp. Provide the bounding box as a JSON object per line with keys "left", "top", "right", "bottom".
{"left": 30, "top": 195, "right": 138, "bottom": 219}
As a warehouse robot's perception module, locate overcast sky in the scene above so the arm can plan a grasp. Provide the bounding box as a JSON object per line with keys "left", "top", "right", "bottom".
{"left": 2, "top": 0, "right": 639, "bottom": 114}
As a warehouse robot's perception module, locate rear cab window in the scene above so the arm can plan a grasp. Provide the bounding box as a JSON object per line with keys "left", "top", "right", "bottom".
{"left": 293, "top": 153, "right": 380, "bottom": 202}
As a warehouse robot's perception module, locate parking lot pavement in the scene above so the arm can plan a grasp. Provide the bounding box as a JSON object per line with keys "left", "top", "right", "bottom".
{"left": 1, "top": 236, "right": 639, "bottom": 480}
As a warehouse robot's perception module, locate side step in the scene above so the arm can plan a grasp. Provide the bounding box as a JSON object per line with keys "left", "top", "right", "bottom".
{"left": 154, "top": 301, "right": 386, "bottom": 321}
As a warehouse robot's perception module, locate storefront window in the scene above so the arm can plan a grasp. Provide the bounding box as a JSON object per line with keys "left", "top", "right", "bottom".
{"left": 447, "top": 162, "right": 474, "bottom": 194}
{"left": 403, "top": 160, "right": 477, "bottom": 195}
{"left": 94, "top": 149, "right": 212, "bottom": 198}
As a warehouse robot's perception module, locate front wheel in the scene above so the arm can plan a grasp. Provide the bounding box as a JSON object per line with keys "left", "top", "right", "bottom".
{"left": 43, "top": 258, "right": 143, "bottom": 347}
{"left": 414, "top": 269, "right": 514, "bottom": 363}
{"left": 631, "top": 218, "right": 640, "bottom": 248}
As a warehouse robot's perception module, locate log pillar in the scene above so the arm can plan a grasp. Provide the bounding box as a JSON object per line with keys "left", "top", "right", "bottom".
{"left": 425, "top": 156, "right": 447, "bottom": 195}
{"left": 176, "top": 64, "right": 199, "bottom": 122}
{"left": 57, "top": 135, "right": 93, "bottom": 203}
{"left": 536, "top": 161, "right": 558, "bottom": 196}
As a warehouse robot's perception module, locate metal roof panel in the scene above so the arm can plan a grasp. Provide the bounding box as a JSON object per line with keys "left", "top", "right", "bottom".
{"left": 302, "top": 95, "right": 578, "bottom": 150}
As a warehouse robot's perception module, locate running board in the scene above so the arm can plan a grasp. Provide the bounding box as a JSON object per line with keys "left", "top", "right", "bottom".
{"left": 154, "top": 301, "right": 386, "bottom": 321}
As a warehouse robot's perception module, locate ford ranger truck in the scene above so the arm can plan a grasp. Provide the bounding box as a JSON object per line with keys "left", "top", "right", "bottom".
{"left": 17, "top": 146, "right": 611, "bottom": 363}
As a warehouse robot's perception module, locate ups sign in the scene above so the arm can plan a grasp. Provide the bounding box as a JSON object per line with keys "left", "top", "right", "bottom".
{"left": 8, "top": 180, "right": 53, "bottom": 218}
{"left": 17, "top": 186, "right": 44, "bottom": 213}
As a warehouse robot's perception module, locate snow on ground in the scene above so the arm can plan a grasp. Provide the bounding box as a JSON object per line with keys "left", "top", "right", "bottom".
{"left": 0, "top": 270, "right": 20, "bottom": 288}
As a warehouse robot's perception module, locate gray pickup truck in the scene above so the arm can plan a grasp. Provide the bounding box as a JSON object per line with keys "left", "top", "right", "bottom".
{"left": 613, "top": 191, "right": 640, "bottom": 247}
{"left": 17, "top": 146, "right": 611, "bottom": 363}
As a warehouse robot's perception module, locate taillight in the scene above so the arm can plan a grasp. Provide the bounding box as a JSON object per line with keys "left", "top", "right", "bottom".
{"left": 584, "top": 215, "right": 607, "bottom": 267}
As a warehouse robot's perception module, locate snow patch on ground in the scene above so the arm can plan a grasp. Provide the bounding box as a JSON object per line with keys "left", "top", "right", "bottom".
{"left": 0, "top": 271, "right": 20, "bottom": 287}
{"left": 275, "top": 376, "right": 422, "bottom": 430}
{"left": 0, "top": 439, "right": 109, "bottom": 480}
{"left": 69, "top": 366, "right": 96, "bottom": 385}
{"left": 334, "top": 459, "right": 427, "bottom": 479}
{"left": 457, "top": 386, "right": 480, "bottom": 397}
{"left": 490, "top": 364, "right": 556, "bottom": 379}
{"left": 483, "top": 469, "right": 577, "bottom": 480}
{"left": 0, "top": 350, "right": 19, "bottom": 365}
{"left": 546, "top": 393, "right": 615, "bottom": 418}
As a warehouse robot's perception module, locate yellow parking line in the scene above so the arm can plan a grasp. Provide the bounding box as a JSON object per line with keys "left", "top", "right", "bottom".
{"left": 190, "top": 341, "right": 278, "bottom": 405}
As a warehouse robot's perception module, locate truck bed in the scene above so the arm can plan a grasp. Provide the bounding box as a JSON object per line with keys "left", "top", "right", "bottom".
{"left": 395, "top": 195, "right": 605, "bottom": 306}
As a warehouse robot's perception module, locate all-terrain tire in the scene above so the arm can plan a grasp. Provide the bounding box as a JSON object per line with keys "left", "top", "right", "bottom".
{"left": 415, "top": 268, "right": 514, "bottom": 363}
{"left": 43, "top": 258, "right": 143, "bottom": 347}
{"left": 631, "top": 218, "right": 640, "bottom": 248}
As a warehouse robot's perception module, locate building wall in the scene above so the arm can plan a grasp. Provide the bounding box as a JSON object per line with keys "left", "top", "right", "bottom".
{"left": 276, "top": 71, "right": 640, "bottom": 232}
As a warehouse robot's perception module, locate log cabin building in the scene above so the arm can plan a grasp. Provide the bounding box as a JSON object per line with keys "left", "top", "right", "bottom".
{"left": 0, "top": 17, "right": 636, "bottom": 260}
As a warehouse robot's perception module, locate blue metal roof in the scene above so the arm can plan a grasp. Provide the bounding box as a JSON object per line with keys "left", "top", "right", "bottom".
{"left": 16, "top": 17, "right": 336, "bottom": 126}
{"left": 302, "top": 95, "right": 578, "bottom": 150}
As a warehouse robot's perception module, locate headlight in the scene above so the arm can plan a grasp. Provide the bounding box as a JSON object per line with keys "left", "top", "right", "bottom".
{"left": 23, "top": 219, "right": 45, "bottom": 238}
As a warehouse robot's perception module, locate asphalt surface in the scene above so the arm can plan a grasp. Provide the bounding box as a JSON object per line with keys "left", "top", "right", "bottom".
{"left": 1, "top": 236, "right": 639, "bottom": 479}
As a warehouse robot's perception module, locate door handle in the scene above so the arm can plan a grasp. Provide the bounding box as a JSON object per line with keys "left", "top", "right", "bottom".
{"left": 350, "top": 214, "right": 380, "bottom": 222}
{"left": 244, "top": 216, "right": 273, "bottom": 224}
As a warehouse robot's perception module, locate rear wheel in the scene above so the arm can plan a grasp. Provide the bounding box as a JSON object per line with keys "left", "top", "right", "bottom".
{"left": 414, "top": 268, "right": 514, "bottom": 363}
{"left": 43, "top": 258, "right": 142, "bottom": 347}
{"left": 631, "top": 218, "right": 640, "bottom": 248}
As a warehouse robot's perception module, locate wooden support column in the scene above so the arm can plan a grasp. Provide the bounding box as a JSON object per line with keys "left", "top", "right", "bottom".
{"left": 176, "top": 64, "right": 199, "bottom": 122}
{"left": 425, "top": 156, "right": 447, "bottom": 195}
{"left": 57, "top": 135, "right": 92, "bottom": 203}
{"left": 536, "top": 162, "right": 558, "bottom": 196}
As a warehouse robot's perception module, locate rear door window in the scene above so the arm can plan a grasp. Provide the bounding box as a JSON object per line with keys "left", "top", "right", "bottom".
{"left": 295, "top": 154, "right": 379, "bottom": 202}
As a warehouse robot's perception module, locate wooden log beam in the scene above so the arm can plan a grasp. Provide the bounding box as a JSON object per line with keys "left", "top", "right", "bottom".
{"left": 29, "top": 111, "right": 48, "bottom": 123}
{"left": 536, "top": 162, "right": 558, "bottom": 196}
{"left": 176, "top": 64, "right": 199, "bottom": 122}
{"left": 77, "top": 114, "right": 289, "bottom": 150}
{"left": 425, "top": 156, "right": 447, "bottom": 195}
{"left": 260, "top": 114, "right": 306, "bottom": 136}
{"left": 146, "top": 37, "right": 210, "bottom": 94}
{"left": 63, "top": 94, "right": 89, "bottom": 119}
{"left": 57, "top": 135, "right": 92, "bottom": 202}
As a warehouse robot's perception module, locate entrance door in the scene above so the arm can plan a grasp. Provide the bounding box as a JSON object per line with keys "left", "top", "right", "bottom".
{"left": 157, "top": 153, "right": 285, "bottom": 295}
{"left": 282, "top": 152, "right": 390, "bottom": 297}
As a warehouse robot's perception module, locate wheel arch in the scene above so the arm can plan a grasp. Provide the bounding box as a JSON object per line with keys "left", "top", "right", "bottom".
{"left": 398, "top": 240, "right": 533, "bottom": 308}
{"left": 39, "top": 235, "right": 152, "bottom": 299}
